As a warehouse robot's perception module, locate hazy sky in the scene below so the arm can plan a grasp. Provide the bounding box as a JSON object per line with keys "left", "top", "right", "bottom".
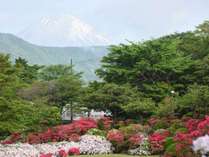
{"left": 0, "top": 0, "right": 209, "bottom": 44}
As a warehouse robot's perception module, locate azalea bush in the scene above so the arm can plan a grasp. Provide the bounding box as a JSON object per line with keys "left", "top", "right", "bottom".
{"left": 148, "top": 130, "right": 170, "bottom": 154}
{"left": 128, "top": 137, "right": 151, "bottom": 156}
{"left": 1, "top": 116, "right": 209, "bottom": 157}
{"left": 87, "top": 128, "right": 106, "bottom": 137}
{"left": 164, "top": 116, "right": 209, "bottom": 157}
{"left": 79, "top": 135, "right": 112, "bottom": 155}
{"left": 193, "top": 135, "right": 209, "bottom": 157}
{"left": 17, "top": 118, "right": 97, "bottom": 144}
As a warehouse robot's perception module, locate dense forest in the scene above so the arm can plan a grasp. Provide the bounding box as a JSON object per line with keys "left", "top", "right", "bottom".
{"left": 0, "top": 21, "right": 209, "bottom": 140}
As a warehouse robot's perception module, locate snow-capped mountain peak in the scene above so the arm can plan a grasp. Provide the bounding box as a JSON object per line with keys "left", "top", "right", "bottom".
{"left": 18, "top": 15, "right": 110, "bottom": 47}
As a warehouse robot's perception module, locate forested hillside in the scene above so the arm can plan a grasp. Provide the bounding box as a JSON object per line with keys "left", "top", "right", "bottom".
{"left": 0, "top": 33, "right": 108, "bottom": 81}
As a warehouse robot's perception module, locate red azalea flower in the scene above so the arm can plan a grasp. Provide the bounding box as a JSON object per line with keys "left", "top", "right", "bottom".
{"left": 40, "top": 153, "right": 53, "bottom": 157}
{"left": 107, "top": 129, "right": 124, "bottom": 143}
{"left": 128, "top": 134, "right": 143, "bottom": 146}
{"left": 68, "top": 147, "right": 80, "bottom": 155}
{"left": 58, "top": 149, "right": 68, "bottom": 157}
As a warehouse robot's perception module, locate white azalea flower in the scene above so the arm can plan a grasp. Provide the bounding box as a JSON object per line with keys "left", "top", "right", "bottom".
{"left": 193, "top": 135, "right": 209, "bottom": 157}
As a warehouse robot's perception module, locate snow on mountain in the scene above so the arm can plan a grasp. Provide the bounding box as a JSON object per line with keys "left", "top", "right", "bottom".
{"left": 18, "top": 15, "right": 110, "bottom": 47}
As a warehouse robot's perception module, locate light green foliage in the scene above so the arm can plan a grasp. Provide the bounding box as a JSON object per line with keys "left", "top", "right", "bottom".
{"left": 176, "top": 85, "right": 209, "bottom": 116}
{"left": 84, "top": 83, "right": 141, "bottom": 119}
{"left": 38, "top": 64, "right": 79, "bottom": 81}
{"left": 48, "top": 74, "right": 84, "bottom": 108}
{"left": 97, "top": 36, "right": 193, "bottom": 102}
{"left": 156, "top": 97, "right": 177, "bottom": 117}
{"left": 15, "top": 57, "right": 41, "bottom": 83}
{"left": 97, "top": 21, "right": 209, "bottom": 103}
{"left": 123, "top": 98, "right": 156, "bottom": 119}
{"left": 87, "top": 128, "right": 106, "bottom": 137}
{"left": 0, "top": 97, "right": 60, "bottom": 138}
{"left": 0, "top": 54, "right": 60, "bottom": 138}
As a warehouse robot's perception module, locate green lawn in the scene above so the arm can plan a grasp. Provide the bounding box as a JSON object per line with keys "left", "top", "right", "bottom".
{"left": 78, "top": 155, "right": 158, "bottom": 157}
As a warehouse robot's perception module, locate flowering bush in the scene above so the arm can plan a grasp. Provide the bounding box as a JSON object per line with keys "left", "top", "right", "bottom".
{"left": 128, "top": 137, "right": 151, "bottom": 156}
{"left": 0, "top": 135, "right": 111, "bottom": 157}
{"left": 0, "top": 143, "right": 40, "bottom": 157}
{"left": 40, "top": 153, "right": 53, "bottom": 157}
{"left": 68, "top": 147, "right": 80, "bottom": 155}
{"left": 87, "top": 128, "right": 106, "bottom": 137}
{"left": 1, "top": 132, "right": 22, "bottom": 144}
{"left": 119, "top": 124, "right": 144, "bottom": 138}
{"left": 164, "top": 116, "right": 209, "bottom": 157}
{"left": 57, "top": 149, "right": 68, "bottom": 157}
{"left": 128, "top": 133, "right": 143, "bottom": 147}
{"left": 149, "top": 130, "right": 170, "bottom": 154}
{"left": 193, "top": 135, "right": 209, "bottom": 157}
{"left": 34, "top": 141, "right": 79, "bottom": 156}
{"left": 107, "top": 129, "right": 124, "bottom": 143}
{"left": 1, "top": 115, "right": 209, "bottom": 157}
{"left": 79, "top": 135, "right": 112, "bottom": 155}
{"left": 26, "top": 118, "right": 96, "bottom": 144}
{"left": 97, "top": 117, "right": 113, "bottom": 130}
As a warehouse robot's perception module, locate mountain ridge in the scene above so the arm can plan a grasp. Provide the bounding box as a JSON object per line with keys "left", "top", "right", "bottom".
{"left": 0, "top": 32, "right": 109, "bottom": 81}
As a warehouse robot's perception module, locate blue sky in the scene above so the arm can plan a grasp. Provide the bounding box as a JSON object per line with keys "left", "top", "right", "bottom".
{"left": 0, "top": 0, "right": 209, "bottom": 44}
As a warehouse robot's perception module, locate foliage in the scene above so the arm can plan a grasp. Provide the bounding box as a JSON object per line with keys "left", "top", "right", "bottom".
{"left": 38, "top": 65, "right": 79, "bottom": 81}
{"left": 84, "top": 83, "right": 142, "bottom": 120}
{"left": 176, "top": 85, "right": 209, "bottom": 116}
{"left": 0, "top": 98, "right": 60, "bottom": 139}
{"left": 47, "top": 73, "right": 84, "bottom": 120}
{"left": 96, "top": 21, "right": 209, "bottom": 111}
{"left": 128, "top": 137, "right": 151, "bottom": 156}
{"left": 119, "top": 124, "right": 144, "bottom": 138}
{"left": 123, "top": 98, "right": 156, "bottom": 120}
{"left": 15, "top": 57, "right": 41, "bottom": 83}
{"left": 87, "top": 128, "right": 106, "bottom": 137}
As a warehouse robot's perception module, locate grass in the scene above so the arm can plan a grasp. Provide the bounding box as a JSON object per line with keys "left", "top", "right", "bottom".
{"left": 78, "top": 155, "right": 158, "bottom": 157}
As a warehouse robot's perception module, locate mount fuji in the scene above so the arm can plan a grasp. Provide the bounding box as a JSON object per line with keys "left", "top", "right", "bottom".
{"left": 18, "top": 15, "right": 110, "bottom": 47}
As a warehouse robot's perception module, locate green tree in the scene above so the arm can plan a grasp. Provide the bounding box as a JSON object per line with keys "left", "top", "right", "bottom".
{"left": 48, "top": 74, "right": 84, "bottom": 121}
{"left": 15, "top": 57, "right": 41, "bottom": 83}
{"left": 0, "top": 54, "right": 20, "bottom": 98}
{"left": 123, "top": 97, "right": 156, "bottom": 120}
{"left": 84, "top": 83, "right": 141, "bottom": 120}
{"left": 97, "top": 36, "right": 193, "bottom": 102}
{"left": 0, "top": 97, "right": 60, "bottom": 138}
{"left": 38, "top": 65, "right": 80, "bottom": 81}
{"left": 176, "top": 85, "right": 209, "bottom": 117}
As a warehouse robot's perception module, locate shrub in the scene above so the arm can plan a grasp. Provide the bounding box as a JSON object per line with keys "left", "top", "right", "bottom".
{"left": 79, "top": 135, "right": 112, "bottom": 155}
{"left": 26, "top": 118, "right": 96, "bottom": 144}
{"left": 148, "top": 130, "right": 170, "bottom": 154}
{"left": 119, "top": 124, "right": 144, "bottom": 138}
{"left": 107, "top": 129, "right": 125, "bottom": 153}
{"left": 128, "top": 137, "right": 151, "bottom": 156}
{"left": 58, "top": 149, "right": 68, "bottom": 157}
{"left": 107, "top": 129, "right": 124, "bottom": 143}
{"left": 87, "top": 128, "right": 106, "bottom": 137}
{"left": 164, "top": 116, "right": 209, "bottom": 157}
{"left": 193, "top": 135, "right": 209, "bottom": 157}
{"left": 68, "top": 147, "right": 80, "bottom": 155}
{"left": 128, "top": 133, "right": 144, "bottom": 148}
{"left": 40, "top": 153, "right": 53, "bottom": 157}
{"left": 0, "top": 98, "right": 60, "bottom": 139}
{"left": 97, "top": 117, "right": 113, "bottom": 130}
{"left": 168, "top": 119, "right": 185, "bottom": 135}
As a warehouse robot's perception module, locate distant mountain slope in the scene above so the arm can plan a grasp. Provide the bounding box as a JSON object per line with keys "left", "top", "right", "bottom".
{"left": 0, "top": 33, "right": 109, "bottom": 81}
